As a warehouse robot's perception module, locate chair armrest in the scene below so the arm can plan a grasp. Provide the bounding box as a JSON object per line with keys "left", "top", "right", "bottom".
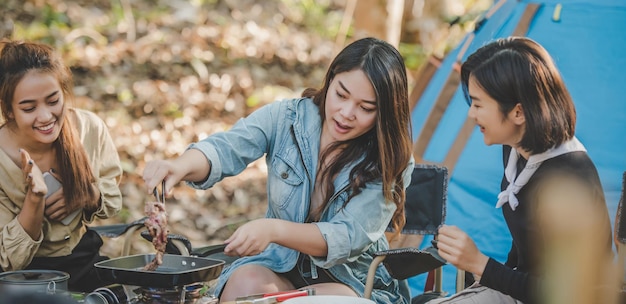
{"left": 364, "top": 246, "right": 447, "bottom": 299}
{"left": 364, "top": 255, "right": 387, "bottom": 299}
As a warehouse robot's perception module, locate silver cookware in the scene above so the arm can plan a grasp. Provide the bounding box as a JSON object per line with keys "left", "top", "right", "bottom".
{"left": 0, "top": 269, "right": 69, "bottom": 295}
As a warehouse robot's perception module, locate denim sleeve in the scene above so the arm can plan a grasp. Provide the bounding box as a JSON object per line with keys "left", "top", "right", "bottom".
{"left": 312, "top": 183, "right": 394, "bottom": 268}
{"left": 311, "top": 160, "right": 414, "bottom": 268}
{"left": 186, "top": 101, "right": 283, "bottom": 190}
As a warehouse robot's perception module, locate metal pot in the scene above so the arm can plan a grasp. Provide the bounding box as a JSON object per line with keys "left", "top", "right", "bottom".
{"left": 0, "top": 269, "right": 69, "bottom": 295}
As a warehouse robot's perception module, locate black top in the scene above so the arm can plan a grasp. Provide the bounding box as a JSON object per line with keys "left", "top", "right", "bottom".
{"left": 479, "top": 145, "right": 613, "bottom": 303}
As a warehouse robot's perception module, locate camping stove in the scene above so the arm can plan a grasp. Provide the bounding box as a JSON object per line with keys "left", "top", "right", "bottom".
{"left": 132, "top": 283, "right": 211, "bottom": 304}
{"left": 86, "top": 283, "right": 217, "bottom": 304}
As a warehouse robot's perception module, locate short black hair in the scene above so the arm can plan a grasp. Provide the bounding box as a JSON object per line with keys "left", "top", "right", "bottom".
{"left": 461, "top": 37, "right": 576, "bottom": 154}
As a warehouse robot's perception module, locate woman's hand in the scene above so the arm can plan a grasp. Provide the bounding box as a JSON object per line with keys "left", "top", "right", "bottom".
{"left": 436, "top": 225, "right": 489, "bottom": 276}
{"left": 224, "top": 219, "right": 277, "bottom": 257}
{"left": 142, "top": 149, "right": 212, "bottom": 195}
{"left": 142, "top": 159, "right": 183, "bottom": 196}
{"left": 18, "top": 149, "right": 46, "bottom": 240}
{"left": 44, "top": 186, "right": 69, "bottom": 221}
{"left": 20, "top": 149, "right": 47, "bottom": 201}
{"left": 41, "top": 169, "right": 72, "bottom": 221}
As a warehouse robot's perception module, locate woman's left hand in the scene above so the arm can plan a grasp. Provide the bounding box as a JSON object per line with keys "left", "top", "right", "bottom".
{"left": 44, "top": 187, "right": 69, "bottom": 221}
{"left": 436, "top": 225, "right": 489, "bottom": 276}
{"left": 223, "top": 219, "right": 277, "bottom": 257}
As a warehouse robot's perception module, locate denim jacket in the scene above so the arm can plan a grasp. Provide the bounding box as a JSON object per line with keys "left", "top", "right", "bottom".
{"left": 187, "top": 97, "right": 412, "bottom": 304}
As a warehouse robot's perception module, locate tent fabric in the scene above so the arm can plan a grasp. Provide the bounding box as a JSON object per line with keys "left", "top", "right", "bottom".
{"left": 408, "top": 0, "right": 626, "bottom": 296}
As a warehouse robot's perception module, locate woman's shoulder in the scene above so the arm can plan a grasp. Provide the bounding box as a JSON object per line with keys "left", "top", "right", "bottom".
{"left": 274, "top": 96, "right": 315, "bottom": 111}
{"left": 545, "top": 150, "right": 593, "bottom": 167}
{"left": 70, "top": 107, "right": 102, "bottom": 120}
{"left": 540, "top": 151, "right": 600, "bottom": 181}
{"left": 260, "top": 97, "right": 317, "bottom": 123}
{"left": 69, "top": 108, "right": 107, "bottom": 130}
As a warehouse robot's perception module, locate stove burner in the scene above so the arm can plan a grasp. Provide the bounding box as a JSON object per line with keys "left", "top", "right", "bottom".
{"left": 134, "top": 283, "right": 205, "bottom": 304}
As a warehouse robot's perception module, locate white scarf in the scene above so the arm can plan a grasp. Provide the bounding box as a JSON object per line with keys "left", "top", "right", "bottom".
{"left": 496, "top": 137, "right": 586, "bottom": 210}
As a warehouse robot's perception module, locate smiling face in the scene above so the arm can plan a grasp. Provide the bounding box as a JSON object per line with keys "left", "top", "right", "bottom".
{"left": 467, "top": 76, "right": 525, "bottom": 148}
{"left": 9, "top": 70, "right": 65, "bottom": 147}
{"left": 321, "top": 69, "right": 378, "bottom": 148}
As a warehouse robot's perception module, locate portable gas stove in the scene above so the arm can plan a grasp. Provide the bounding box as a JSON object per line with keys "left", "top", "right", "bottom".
{"left": 133, "top": 283, "right": 213, "bottom": 304}
{"left": 86, "top": 282, "right": 218, "bottom": 304}
{"left": 87, "top": 253, "right": 224, "bottom": 304}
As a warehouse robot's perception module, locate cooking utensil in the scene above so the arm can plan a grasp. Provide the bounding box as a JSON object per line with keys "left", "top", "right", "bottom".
{"left": 235, "top": 288, "right": 315, "bottom": 304}
{"left": 153, "top": 180, "right": 166, "bottom": 204}
{"left": 0, "top": 270, "right": 69, "bottom": 295}
{"left": 94, "top": 254, "right": 224, "bottom": 288}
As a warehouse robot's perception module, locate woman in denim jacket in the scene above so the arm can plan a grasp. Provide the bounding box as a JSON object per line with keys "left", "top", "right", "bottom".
{"left": 143, "top": 37, "right": 414, "bottom": 304}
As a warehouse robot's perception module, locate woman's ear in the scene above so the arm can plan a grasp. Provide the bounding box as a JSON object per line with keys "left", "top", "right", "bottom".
{"left": 510, "top": 103, "right": 525, "bottom": 125}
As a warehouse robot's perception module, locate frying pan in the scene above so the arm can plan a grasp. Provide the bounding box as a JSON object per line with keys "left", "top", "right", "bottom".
{"left": 94, "top": 254, "right": 224, "bottom": 288}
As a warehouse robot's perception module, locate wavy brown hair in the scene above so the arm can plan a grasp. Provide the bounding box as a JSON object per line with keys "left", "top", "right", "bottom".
{"left": 0, "top": 40, "right": 98, "bottom": 211}
{"left": 302, "top": 37, "right": 412, "bottom": 238}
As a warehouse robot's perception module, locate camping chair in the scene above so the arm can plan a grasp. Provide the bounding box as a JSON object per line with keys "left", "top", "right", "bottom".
{"left": 364, "top": 164, "right": 448, "bottom": 300}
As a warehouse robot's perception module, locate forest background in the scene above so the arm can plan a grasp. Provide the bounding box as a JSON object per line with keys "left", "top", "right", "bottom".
{"left": 2, "top": 0, "right": 492, "bottom": 256}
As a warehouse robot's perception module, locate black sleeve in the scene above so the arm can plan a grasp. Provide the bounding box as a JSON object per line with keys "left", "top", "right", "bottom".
{"left": 479, "top": 258, "right": 538, "bottom": 304}
{"left": 504, "top": 242, "right": 518, "bottom": 268}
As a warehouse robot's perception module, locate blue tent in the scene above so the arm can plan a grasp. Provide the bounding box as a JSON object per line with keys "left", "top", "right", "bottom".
{"left": 408, "top": 0, "right": 626, "bottom": 296}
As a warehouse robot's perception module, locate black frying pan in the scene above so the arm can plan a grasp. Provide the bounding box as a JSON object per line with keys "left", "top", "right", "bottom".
{"left": 94, "top": 254, "right": 224, "bottom": 288}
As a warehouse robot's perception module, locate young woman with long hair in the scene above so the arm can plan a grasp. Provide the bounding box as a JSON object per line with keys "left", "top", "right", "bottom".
{"left": 142, "top": 37, "right": 414, "bottom": 304}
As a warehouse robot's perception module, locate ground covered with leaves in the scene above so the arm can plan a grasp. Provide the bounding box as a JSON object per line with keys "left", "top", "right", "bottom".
{"left": 2, "top": 0, "right": 488, "bottom": 256}
{"left": 2, "top": 0, "right": 354, "bottom": 255}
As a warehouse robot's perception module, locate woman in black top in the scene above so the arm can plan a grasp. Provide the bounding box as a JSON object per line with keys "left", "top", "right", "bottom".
{"left": 429, "top": 37, "right": 613, "bottom": 303}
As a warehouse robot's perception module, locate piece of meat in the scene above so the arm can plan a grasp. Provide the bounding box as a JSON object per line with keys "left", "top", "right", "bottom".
{"left": 143, "top": 201, "right": 168, "bottom": 271}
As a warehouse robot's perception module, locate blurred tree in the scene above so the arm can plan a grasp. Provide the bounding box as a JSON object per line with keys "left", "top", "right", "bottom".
{"left": 351, "top": 0, "right": 493, "bottom": 69}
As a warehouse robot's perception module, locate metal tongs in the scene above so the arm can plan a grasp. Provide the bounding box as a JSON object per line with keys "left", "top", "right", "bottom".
{"left": 152, "top": 180, "right": 166, "bottom": 204}
{"left": 235, "top": 288, "right": 316, "bottom": 304}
